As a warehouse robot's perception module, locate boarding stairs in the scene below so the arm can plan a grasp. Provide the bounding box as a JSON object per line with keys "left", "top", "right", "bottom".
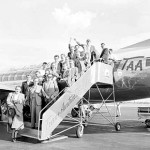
{"left": 20, "top": 62, "right": 114, "bottom": 141}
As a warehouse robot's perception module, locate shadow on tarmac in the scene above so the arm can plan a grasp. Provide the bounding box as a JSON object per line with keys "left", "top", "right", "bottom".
{"left": 0, "top": 119, "right": 149, "bottom": 144}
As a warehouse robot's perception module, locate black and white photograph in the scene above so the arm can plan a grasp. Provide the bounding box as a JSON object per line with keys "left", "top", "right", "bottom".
{"left": 0, "top": 0, "right": 150, "bottom": 150}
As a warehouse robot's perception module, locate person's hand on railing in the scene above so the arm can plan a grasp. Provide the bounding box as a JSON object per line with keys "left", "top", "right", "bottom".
{"left": 51, "top": 94, "right": 56, "bottom": 100}
{"left": 45, "top": 95, "right": 49, "bottom": 100}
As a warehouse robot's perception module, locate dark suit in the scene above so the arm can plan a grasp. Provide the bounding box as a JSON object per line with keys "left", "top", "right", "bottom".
{"left": 21, "top": 81, "right": 34, "bottom": 97}
{"left": 100, "top": 48, "right": 109, "bottom": 64}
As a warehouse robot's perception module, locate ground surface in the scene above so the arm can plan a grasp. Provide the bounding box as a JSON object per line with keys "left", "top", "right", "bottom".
{"left": 0, "top": 103, "right": 150, "bottom": 150}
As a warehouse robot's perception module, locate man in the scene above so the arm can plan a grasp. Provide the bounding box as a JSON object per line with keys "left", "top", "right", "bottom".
{"left": 74, "top": 38, "right": 97, "bottom": 60}
{"left": 99, "top": 43, "right": 106, "bottom": 58}
{"left": 59, "top": 54, "right": 66, "bottom": 75}
{"left": 109, "top": 49, "right": 116, "bottom": 62}
{"left": 38, "top": 62, "right": 48, "bottom": 76}
{"left": 35, "top": 71, "right": 44, "bottom": 86}
{"left": 101, "top": 43, "right": 105, "bottom": 50}
{"left": 21, "top": 75, "right": 33, "bottom": 122}
{"left": 100, "top": 48, "right": 110, "bottom": 64}
{"left": 74, "top": 51, "right": 85, "bottom": 76}
{"left": 68, "top": 37, "right": 75, "bottom": 60}
{"left": 21, "top": 75, "right": 33, "bottom": 98}
{"left": 54, "top": 55, "right": 61, "bottom": 73}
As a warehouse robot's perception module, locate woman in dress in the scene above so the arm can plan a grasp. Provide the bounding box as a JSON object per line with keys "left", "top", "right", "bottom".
{"left": 27, "top": 78, "right": 46, "bottom": 129}
{"left": 7, "top": 86, "right": 25, "bottom": 142}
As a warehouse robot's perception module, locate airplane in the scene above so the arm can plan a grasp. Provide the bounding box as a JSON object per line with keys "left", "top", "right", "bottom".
{"left": 0, "top": 39, "right": 150, "bottom": 140}
{"left": 0, "top": 39, "right": 150, "bottom": 109}
{"left": 1, "top": 39, "right": 150, "bottom": 101}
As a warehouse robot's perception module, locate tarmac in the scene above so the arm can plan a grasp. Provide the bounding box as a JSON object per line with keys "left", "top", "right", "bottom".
{"left": 0, "top": 103, "right": 150, "bottom": 150}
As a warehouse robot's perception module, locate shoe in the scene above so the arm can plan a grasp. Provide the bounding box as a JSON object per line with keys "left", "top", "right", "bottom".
{"left": 12, "top": 138, "right": 16, "bottom": 142}
{"left": 116, "top": 115, "right": 119, "bottom": 117}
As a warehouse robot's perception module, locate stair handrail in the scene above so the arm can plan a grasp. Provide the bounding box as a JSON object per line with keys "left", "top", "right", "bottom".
{"left": 39, "top": 59, "right": 97, "bottom": 116}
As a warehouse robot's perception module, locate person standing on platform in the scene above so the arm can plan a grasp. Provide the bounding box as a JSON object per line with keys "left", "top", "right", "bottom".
{"left": 101, "top": 43, "right": 105, "bottom": 51}
{"left": 7, "top": 86, "right": 25, "bottom": 142}
{"left": 74, "top": 38, "right": 96, "bottom": 60}
{"left": 99, "top": 48, "right": 110, "bottom": 64}
{"left": 108, "top": 49, "right": 117, "bottom": 66}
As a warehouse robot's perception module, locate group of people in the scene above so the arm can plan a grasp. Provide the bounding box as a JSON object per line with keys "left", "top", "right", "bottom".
{"left": 6, "top": 38, "right": 116, "bottom": 142}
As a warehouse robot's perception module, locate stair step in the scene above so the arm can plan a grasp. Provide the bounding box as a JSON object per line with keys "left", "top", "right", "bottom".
{"left": 20, "top": 127, "right": 41, "bottom": 139}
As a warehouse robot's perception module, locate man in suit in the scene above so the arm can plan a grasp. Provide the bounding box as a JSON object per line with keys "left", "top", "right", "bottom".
{"left": 21, "top": 75, "right": 33, "bottom": 122}
{"left": 21, "top": 75, "right": 33, "bottom": 98}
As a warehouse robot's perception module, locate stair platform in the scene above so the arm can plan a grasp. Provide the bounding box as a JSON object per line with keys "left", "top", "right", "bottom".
{"left": 20, "top": 127, "right": 40, "bottom": 139}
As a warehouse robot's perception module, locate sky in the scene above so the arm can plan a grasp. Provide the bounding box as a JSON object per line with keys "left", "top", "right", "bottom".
{"left": 0, "top": 0, "right": 150, "bottom": 72}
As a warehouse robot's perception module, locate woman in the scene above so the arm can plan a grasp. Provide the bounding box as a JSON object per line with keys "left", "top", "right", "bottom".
{"left": 7, "top": 86, "right": 25, "bottom": 142}
{"left": 43, "top": 74, "right": 59, "bottom": 105}
{"left": 27, "top": 78, "right": 46, "bottom": 129}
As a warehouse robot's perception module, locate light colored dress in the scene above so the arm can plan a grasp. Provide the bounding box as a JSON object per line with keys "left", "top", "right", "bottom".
{"left": 7, "top": 92, "right": 25, "bottom": 130}
{"left": 28, "top": 85, "right": 45, "bottom": 128}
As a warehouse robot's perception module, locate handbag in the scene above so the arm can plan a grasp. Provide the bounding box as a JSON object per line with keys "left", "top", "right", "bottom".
{"left": 8, "top": 107, "right": 16, "bottom": 118}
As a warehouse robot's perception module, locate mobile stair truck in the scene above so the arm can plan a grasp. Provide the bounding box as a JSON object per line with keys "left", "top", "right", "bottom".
{"left": 20, "top": 61, "right": 121, "bottom": 142}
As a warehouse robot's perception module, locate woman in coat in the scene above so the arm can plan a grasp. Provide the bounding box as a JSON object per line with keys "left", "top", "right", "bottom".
{"left": 7, "top": 86, "right": 25, "bottom": 142}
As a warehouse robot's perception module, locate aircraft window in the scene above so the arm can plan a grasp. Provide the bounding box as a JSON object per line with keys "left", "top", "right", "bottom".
{"left": 16, "top": 75, "right": 22, "bottom": 80}
{"left": 0, "top": 75, "right": 4, "bottom": 82}
{"left": 24, "top": 70, "right": 32, "bottom": 75}
{"left": 17, "top": 73, "right": 23, "bottom": 75}
{"left": 30, "top": 70, "right": 37, "bottom": 75}
{"left": 22, "top": 75, "right": 26, "bottom": 80}
{"left": 9, "top": 73, "right": 16, "bottom": 81}
{"left": 2, "top": 74, "right": 10, "bottom": 81}
{"left": 146, "top": 58, "right": 150, "bottom": 67}
{"left": 9, "top": 76, "right": 15, "bottom": 81}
